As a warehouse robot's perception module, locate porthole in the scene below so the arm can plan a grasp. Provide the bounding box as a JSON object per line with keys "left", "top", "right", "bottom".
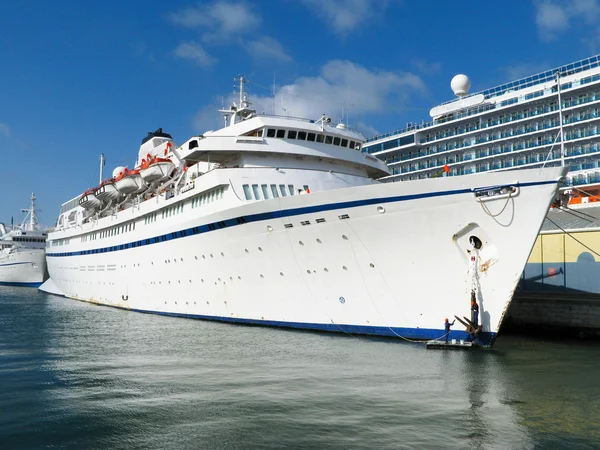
{"left": 377, "top": 206, "right": 385, "bottom": 214}
{"left": 299, "top": 241, "right": 304, "bottom": 246}
{"left": 201, "top": 279, "right": 204, "bottom": 282}
{"left": 210, "top": 254, "right": 214, "bottom": 258}
{"left": 267, "top": 225, "right": 273, "bottom": 232}
{"left": 342, "top": 235, "right": 348, "bottom": 240}
{"left": 316, "top": 238, "right": 322, "bottom": 244}
{"left": 245, "top": 249, "right": 249, "bottom": 253}
{"left": 260, "top": 274, "right": 264, "bottom": 278}
{"left": 370, "top": 263, "right": 375, "bottom": 268}
{"left": 280, "top": 272, "right": 284, "bottom": 276}
{"left": 202, "top": 255, "right": 206, "bottom": 259}
{"left": 306, "top": 270, "right": 311, "bottom": 274}
{"left": 230, "top": 276, "right": 233, "bottom": 280}
{"left": 258, "top": 247, "right": 263, "bottom": 251}
{"left": 324, "top": 268, "right": 329, "bottom": 272}
{"left": 238, "top": 276, "right": 241, "bottom": 280}
{"left": 221, "top": 252, "right": 225, "bottom": 257}
{"left": 195, "top": 256, "right": 198, "bottom": 260}
{"left": 342, "top": 266, "right": 348, "bottom": 270}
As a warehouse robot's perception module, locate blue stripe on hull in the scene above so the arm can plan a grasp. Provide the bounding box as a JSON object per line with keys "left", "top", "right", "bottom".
{"left": 0, "top": 281, "right": 43, "bottom": 288}
{"left": 66, "top": 297, "right": 496, "bottom": 347}
{"left": 47, "top": 179, "right": 559, "bottom": 259}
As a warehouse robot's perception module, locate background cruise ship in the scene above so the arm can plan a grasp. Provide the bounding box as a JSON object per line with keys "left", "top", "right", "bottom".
{"left": 0, "top": 193, "right": 48, "bottom": 287}
{"left": 363, "top": 54, "right": 600, "bottom": 192}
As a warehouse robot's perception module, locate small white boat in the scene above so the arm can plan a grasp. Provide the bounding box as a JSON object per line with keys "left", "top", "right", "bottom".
{"left": 140, "top": 157, "right": 175, "bottom": 183}
{"left": 79, "top": 188, "right": 102, "bottom": 210}
{"left": 114, "top": 169, "right": 147, "bottom": 195}
{"left": 95, "top": 178, "right": 121, "bottom": 202}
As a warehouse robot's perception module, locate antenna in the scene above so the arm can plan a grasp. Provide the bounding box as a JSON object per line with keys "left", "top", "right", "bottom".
{"left": 556, "top": 70, "right": 565, "bottom": 167}
{"left": 272, "top": 73, "right": 276, "bottom": 115}
{"left": 99, "top": 153, "right": 105, "bottom": 184}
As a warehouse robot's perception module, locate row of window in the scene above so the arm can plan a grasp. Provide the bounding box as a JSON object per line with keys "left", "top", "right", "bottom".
{"left": 13, "top": 237, "right": 45, "bottom": 243}
{"left": 162, "top": 202, "right": 184, "bottom": 219}
{"left": 81, "top": 222, "right": 136, "bottom": 243}
{"left": 242, "top": 184, "right": 309, "bottom": 201}
{"left": 190, "top": 187, "right": 226, "bottom": 209}
{"left": 386, "top": 105, "right": 600, "bottom": 168}
{"left": 264, "top": 128, "right": 361, "bottom": 150}
{"left": 50, "top": 238, "right": 70, "bottom": 247}
{"left": 78, "top": 187, "right": 228, "bottom": 243}
{"left": 366, "top": 78, "right": 600, "bottom": 147}
{"left": 392, "top": 129, "right": 600, "bottom": 177}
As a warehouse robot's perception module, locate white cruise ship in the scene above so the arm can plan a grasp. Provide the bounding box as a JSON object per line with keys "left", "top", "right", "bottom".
{"left": 363, "top": 54, "right": 600, "bottom": 196}
{"left": 41, "top": 77, "right": 566, "bottom": 347}
{"left": 0, "top": 193, "right": 48, "bottom": 287}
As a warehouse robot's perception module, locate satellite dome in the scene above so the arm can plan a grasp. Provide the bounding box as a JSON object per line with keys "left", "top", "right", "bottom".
{"left": 112, "top": 166, "right": 126, "bottom": 178}
{"left": 451, "top": 74, "right": 471, "bottom": 97}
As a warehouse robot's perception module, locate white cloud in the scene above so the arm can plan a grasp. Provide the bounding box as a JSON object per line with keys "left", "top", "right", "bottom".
{"left": 174, "top": 41, "right": 216, "bottom": 67}
{"left": 412, "top": 59, "right": 441, "bottom": 76}
{"left": 0, "top": 122, "right": 10, "bottom": 137}
{"left": 169, "top": 1, "right": 261, "bottom": 43}
{"left": 300, "top": 0, "right": 395, "bottom": 36}
{"left": 243, "top": 36, "right": 292, "bottom": 62}
{"left": 534, "top": 0, "right": 600, "bottom": 41}
{"left": 248, "top": 60, "right": 427, "bottom": 123}
{"left": 502, "top": 61, "right": 551, "bottom": 81}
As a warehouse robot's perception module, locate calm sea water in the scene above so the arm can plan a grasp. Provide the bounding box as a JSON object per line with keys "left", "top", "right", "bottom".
{"left": 1, "top": 286, "right": 599, "bottom": 449}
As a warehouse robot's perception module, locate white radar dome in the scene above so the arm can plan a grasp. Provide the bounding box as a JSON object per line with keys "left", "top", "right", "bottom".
{"left": 451, "top": 74, "right": 471, "bottom": 97}
{"left": 112, "top": 166, "right": 126, "bottom": 178}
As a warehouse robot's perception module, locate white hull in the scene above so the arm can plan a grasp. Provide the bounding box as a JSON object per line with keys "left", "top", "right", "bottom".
{"left": 44, "top": 167, "right": 565, "bottom": 346}
{"left": 140, "top": 161, "right": 175, "bottom": 183}
{"left": 0, "top": 248, "right": 46, "bottom": 286}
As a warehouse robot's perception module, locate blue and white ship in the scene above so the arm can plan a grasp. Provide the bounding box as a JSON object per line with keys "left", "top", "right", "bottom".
{"left": 0, "top": 193, "right": 47, "bottom": 287}
{"left": 41, "top": 77, "right": 565, "bottom": 347}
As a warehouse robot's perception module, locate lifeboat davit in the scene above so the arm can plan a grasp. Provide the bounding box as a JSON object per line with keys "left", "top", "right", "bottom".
{"left": 114, "top": 169, "right": 147, "bottom": 195}
{"left": 140, "top": 156, "right": 175, "bottom": 183}
{"left": 95, "top": 178, "right": 121, "bottom": 202}
{"left": 79, "top": 188, "right": 102, "bottom": 210}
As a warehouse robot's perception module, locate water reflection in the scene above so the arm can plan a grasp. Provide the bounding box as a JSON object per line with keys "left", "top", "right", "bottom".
{"left": 0, "top": 288, "right": 599, "bottom": 449}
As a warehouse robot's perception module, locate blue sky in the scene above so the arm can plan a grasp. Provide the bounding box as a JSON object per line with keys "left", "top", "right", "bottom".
{"left": 2, "top": 0, "right": 600, "bottom": 226}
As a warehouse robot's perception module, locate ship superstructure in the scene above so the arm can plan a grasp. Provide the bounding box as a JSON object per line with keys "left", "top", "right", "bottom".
{"left": 364, "top": 54, "right": 600, "bottom": 192}
{"left": 41, "top": 76, "right": 566, "bottom": 347}
{"left": 0, "top": 193, "right": 48, "bottom": 287}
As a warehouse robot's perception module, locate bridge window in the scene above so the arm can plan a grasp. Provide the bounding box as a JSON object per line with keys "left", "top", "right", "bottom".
{"left": 325, "top": 136, "right": 333, "bottom": 144}
{"left": 276, "top": 129, "right": 285, "bottom": 138}
{"left": 333, "top": 137, "right": 341, "bottom": 146}
{"left": 271, "top": 185, "right": 279, "bottom": 198}
{"left": 252, "top": 184, "right": 261, "bottom": 200}
{"left": 267, "top": 129, "right": 276, "bottom": 138}
{"left": 298, "top": 131, "right": 307, "bottom": 140}
{"left": 279, "top": 184, "right": 287, "bottom": 197}
{"left": 288, "top": 130, "right": 297, "bottom": 139}
{"left": 316, "top": 134, "right": 324, "bottom": 143}
{"left": 341, "top": 138, "right": 348, "bottom": 147}
{"left": 307, "top": 132, "right": 316, "bottom": 141}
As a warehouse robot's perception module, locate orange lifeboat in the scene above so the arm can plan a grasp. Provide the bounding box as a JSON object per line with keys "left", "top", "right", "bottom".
{"left": 140, "top": 156, "right": 175, "bottom": 183}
